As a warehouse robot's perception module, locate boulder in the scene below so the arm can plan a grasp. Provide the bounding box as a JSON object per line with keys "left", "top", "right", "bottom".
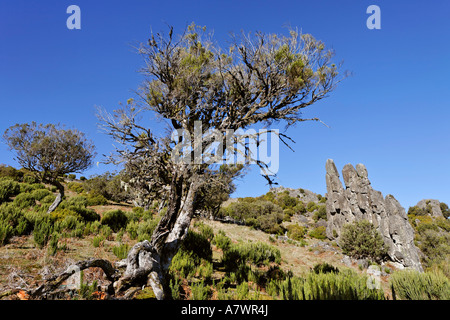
{"left": 325, "top": 159, "right": 423, "bottom": 272}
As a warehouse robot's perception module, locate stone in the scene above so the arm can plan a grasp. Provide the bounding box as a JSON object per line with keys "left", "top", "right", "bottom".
{"left": 416, "top": 199, "right": 443, "bottom": 218}
{"left": 325, "top": 159, "right": 423, "bottom": 272}
{"left": 341, "top": 255, "right": 352, "bottom": 267}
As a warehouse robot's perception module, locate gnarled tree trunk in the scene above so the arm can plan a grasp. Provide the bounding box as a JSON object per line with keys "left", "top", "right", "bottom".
{"left": 114, "top": 170, "right": 199, "bottom": 299}
{"left": 47, "top": 180, "right": 65, "bottom": 214}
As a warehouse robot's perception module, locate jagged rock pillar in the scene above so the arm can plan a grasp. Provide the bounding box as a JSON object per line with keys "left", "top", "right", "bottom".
{"left": 325, "top": 159, "right": 423, "bottom": 271}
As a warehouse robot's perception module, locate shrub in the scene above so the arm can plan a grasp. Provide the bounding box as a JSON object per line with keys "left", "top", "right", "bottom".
{"left": 67, "top": 182, "right": 84, "bottom": 194}
{"left": 181, "top": 230, "right": 212, "bottom": 262}
{"left": 136, "top": 218, "right": 159, "bottom": 241}
{"left": 312, "top": 262, "right": 339, "bottom": 274}
{"left": 33, "top": 217, "right": 53, "bottom": 248}
{"left": 92, "top": 235, "right": 104, "bottom": 248}
{"left": 213, "top": 230, "right": 231, "bottom": 251}
{"left": 100, "top": 209, "right": 128, "bottom": 232}
{"left": 126, "top": 220, "right": 139, "bottom": 240}
{"left": 0, "top": 179, "right": 20, "bottom": 203}
{"left": 313, "top": 205, "right": 327, "bottom": 222}
{"left": 222, "top": 241, "right": 281, "bottom": 272}
{"left": 0, "top": 220, "right": 13, "bottom": 245}
{"left": 274, "top": 269, "right": 385, "bottom": 300}
{"left": 197, "top": 222, "right": 214, "bottom": 241}
{"left": 408, "top": 205, "right": 425, "bottom": 216}
{"left": 13, "top": 193, "right": 36, "bottom": 209}
{"left": 30, "top": 188, "right": 51, "bottom": 201}
{"left": 339, "top": 220, "right": 387, "bottom": 263}
{"left": 86, "top": 192, "right": 108, "bottom": 206}
{"left": 112, "top": 243, "right": 130, "bottom": 260}
{"left": 390, "top": 270, "right": 450, "bottom": 300}
{"left": 306, "top": 201, "right": 317, "bottom": 212}
{"left": 190, "top": 280, "right": 211, "bottom": 300}
{"left": 40, "top": 194, "right": 56, "bottom": 204}
{"left": 286, "top": 224, "right": 306, "bottom": 241}
{"left": 47, "top": 232, "right": 60, "bottom": 256}
{"left": 0, "top": 203, "right": 31, "bottom": 237}
{"left": 294, "top": 201, "right": 306, "bottom": 214}
{"left": 308, "top": 226, "right": 327, "bottom": 240}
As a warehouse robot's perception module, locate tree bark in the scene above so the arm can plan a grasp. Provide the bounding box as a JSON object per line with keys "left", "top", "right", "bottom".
{"left": 113, "top": 172, "right": 199, "bottom": 300}
{"left": 47, "top": 180, "right": 65, "bottom": 213}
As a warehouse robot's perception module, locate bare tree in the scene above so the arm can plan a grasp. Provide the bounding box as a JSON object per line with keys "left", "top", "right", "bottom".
{"left": 3, "top": 122, "right": 96, "bottom": 213}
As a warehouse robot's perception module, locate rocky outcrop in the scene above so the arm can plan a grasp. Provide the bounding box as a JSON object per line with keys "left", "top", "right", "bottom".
{"left": 415, "top": 199, "right": 444, "bottom": 218}
{"left": 325, "top": 159, "right": 423, "bottom": 271}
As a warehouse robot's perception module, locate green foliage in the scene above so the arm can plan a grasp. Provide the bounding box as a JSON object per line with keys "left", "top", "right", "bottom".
{"left": 100, "top": 209, "right": 128, "bottom": 232}
{"left": 0, "top": 220, "right": 13, "bottom": 245}
{"left": 30, "top": 188, "right": 51, "bottom": 201}
{"left": 390, "top": 270, "right": 450, "bottom": 300}
{"left": 212, "top": 230, "right": 231, "bottom": 251}
{"left": 270, "top": 269, "right": 385, "bottom": 300}
{"left": 306, "top": 201, "right": 317, "bottom": 212}
{"left": 339, "top": 220, "right": 387, "bottom": 263}
{"left": 112, "top": 243, "right": 130, "bottom": 259}
{"left": 0, "top": 179, "right": 20, "bottom": 203}
{"left": 181, "top": 230, "right": 213, "bottom": 262}
{"left": 13, "top": 192, "right": 36, "bottom": 209}
{"left": 47, "top": 232, "right": 60, "bottom": 256}
{"left": 286, "top": 224, "right": 306, "bottom": 241}
{"left": 33, "top": 216, "right": 53, "bottom": 248}
{"left": 440, "top": 202, "right": 450, "bottom": 219}
{"left": 308, "top": 226, "right": 327, "bottom": 240}
{"left": 408, "top": 205, "right": 426, "bottom": 216}
{"left": 92, "top": 235, "right": 104, "bottom": 248}
{"left": 313, "top": 205, "right": 327, "bottom": 222}
{"left": 86, "top": 192, "right": 108, "bottom": 206}
{"left": 67, "top": 182, "right": 84, "bottom": 194}
{"left": 222, "top": 241, "right": 281, "bottom": 273}
{"left": 312, "top": 262, "right": 339, "bottom": 274}
{"left": 190, "top": 280, "right": 211, "bottom": 300}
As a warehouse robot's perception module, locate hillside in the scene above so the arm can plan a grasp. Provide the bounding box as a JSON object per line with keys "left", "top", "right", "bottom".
{"left": 0, "top": 169, "right": 449, "bottom": 300}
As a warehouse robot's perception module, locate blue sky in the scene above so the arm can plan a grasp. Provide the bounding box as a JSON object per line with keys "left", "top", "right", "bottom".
{"left": 1, "top": 0, "right": 449, "bottom": 209}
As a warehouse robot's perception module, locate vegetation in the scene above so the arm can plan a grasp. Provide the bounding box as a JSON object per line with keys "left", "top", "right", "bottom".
{"left": 390, "top": 269, "right": 450, "bottom": 300}
{"left": 339, "top": 220, "right": 388, "bottom": 263}
{"left": 2, "top": 122, "right": 96, "bottom": 213}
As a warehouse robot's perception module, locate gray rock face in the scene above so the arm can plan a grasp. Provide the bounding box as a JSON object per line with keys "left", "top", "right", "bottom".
{"left": 416, "top": 199, "right": 443, "bottom": 217}
{"left": 325, "top": 159, "right": 423, "bottom": 271}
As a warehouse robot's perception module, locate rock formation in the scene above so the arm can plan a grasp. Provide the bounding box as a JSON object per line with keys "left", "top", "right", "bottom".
{"left": 415, "top": 199, "right": 444, "bottom": 218}
{"left": 325, "top": 159, "right": 423, "bottom": 271}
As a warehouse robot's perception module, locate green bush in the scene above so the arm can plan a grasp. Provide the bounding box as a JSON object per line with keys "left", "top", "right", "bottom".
{"left": 313, "top": 205, "right": 327, "bottom": 222}
{"left": 0, "top": 203, "right": 31, "bottom": 238}
{"left": 0, "top": 179, "right": 20, "bottom": 203}
{"left": 0, "top": 220, "right": 13, "bottom": 245}
{"left": 312, "top": 262, "right": 339, "bottom": 274}
{"left": 13, "top": 192, "right": 36, "bottom": 209}
{"left": 286, "top": 224, "right": 306, "bottom": 241}
{"left": 390, "top": 270, "right": 450, "bottom": 300}
{"left": 33, "top": 217, "right": 53, "bottom": 248}
{"left": 100, "top": 209, "right": 128, "bottom": 232}
{"left": 213, "top": 230, "right": 231, "bottom": 251}
{"left": 339, "top": 220, "right": 387, "bottom": 263}
{"left": 136, "top": 218, "right": 159, "bottom": 241}
{"left": 181, "top": 230, "right": 212, "bottom": 262}
{"left": 67, "top": 182, "right": 84, "bottom": 194}
{"left": 272, "top": 269, "right": 385, "bottom": 300}
{"left": 222, "top": 241, "right": 281, "bottom": 272}
{"left": 92, "top": 235, "right": 104, "bottom": 248}
{"left": 30, "top": 188, "right": 51, "bottom": 201}
{"left": 308, "top": 226, "right": 327, "bottom": 240}
{"left": 47, "top": 232, "right": 60, "bottom": 256}
{"left": 112, "top": 243, "right": 130, "bottom": 260}
{"left": 190, "top": 280, "right": 211, "bottom": 300}
{"left": 86, "top": 192, "right": 108, "bottom": 206}
{"left": 306, "top": 201, "right": 317, "bottom": 212}
{"left": 41, "top": 194, "right": 56, "bottom": 204}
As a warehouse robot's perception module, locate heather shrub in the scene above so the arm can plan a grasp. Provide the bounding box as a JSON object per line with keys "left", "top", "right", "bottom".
{"left": 390, "top": 269, "right": 450, "bottom": 300}
{"left": 286, "top": 224, "right": 306, "bottom": 241}
{"left": 339, "top": 220, "right": 387, "bottom": 263}
{"left": 100, "top": 209, "right": 128, "bottom": 232}
{"left": 308, "top": 226, "right": 327, "bottom": 240}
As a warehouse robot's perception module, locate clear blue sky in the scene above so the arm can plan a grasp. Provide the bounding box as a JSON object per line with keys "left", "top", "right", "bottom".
{"left": 1, "top": 0, "right": 449, "bottom": 209}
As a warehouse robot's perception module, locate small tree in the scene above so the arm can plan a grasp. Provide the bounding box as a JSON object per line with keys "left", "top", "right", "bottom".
{"left": 3, "top": 122, "right": 96, "bottom": 213}
{"left": 339, "top": 220, "right": 387, "bottom": 263}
